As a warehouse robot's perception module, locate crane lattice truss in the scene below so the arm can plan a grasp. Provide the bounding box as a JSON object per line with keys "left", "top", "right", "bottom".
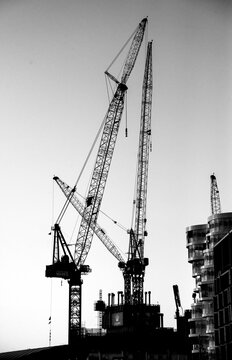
{"left": 173, "top": 284, "right": 181, "bottom": 319}
{"left": 134, "top": 40, "right": 153, "bottom": 260}
{"left": 75, "top": 18, "right": 147, "bottom": 268}
{"left": 54, "top": 176, "right": 125, "bottom": 263}
{"left": 75, "top": 82, "right": 127, "bottom": 267}
{"left": 123, "top": 41, "right": 153, "bottom": 305}
{"left": 48, "top": 18, "right": 148, "bottom": 345}
{"left": 210, "top": 173, "right": 221, "bottom": 215}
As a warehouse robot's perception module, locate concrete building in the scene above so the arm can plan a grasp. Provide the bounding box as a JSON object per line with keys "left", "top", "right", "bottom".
{"left": 214, "top": 229, "right": 232, "bottom": 360}
{"left": 186, "top": 224, "right": 208, "bottom": 358}
{"left": 186, "top": 213, "right": 232, "bottom": 359}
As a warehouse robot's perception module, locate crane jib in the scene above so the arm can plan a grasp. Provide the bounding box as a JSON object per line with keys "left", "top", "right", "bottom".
{"left": 49, "top": 18, "right": 148, "bottom": 344}
{"left": 75, "top": 84, "right": 127, "bottom": 266}
{"left": 54, "top": 17, "right": 147, "bottom": 268}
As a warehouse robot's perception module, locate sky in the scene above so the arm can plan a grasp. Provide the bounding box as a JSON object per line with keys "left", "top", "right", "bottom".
{"left": 0, "top": 0, "right": 232, "bottom": 353}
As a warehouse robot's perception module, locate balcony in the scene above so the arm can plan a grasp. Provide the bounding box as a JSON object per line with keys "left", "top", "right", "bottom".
{"left": 188, "top": 245, "right": 205, "bottom": 263}
{"left": 206, "top": 318, "right": 214, "bottom": 334}
{"left": 199, "top": 283, "right": 214, "bottom": 301}
{"left": 203, "top": 249, "right": 214, "bottom": 267}
{"left": 208, "top": 213, "right": 232, "bottom": 237}
{"left": 191, "top": 302, "right": 203, "bottom": 320}
{"left": 192, "top": 260, "right": 204, "bottom": 277}
{"left": 189, "top": 319, "right": 207, "bottom": 337}
{"left": 202, "top": 300, "right": 214, "bottom": 318}
{"left": 200, "top": 267, "right": 214, "bottom": 284}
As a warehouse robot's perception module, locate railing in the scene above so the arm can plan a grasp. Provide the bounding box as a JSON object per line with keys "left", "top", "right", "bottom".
{"left": 201, "top": 267, "right": 214, "bottom": 283}
{"left": 191, "top": 303, "right": 203, "bottom": 319}
{"left": 189, "top": 319, "right": 207, "bottom": 336}
{"left": 188, "top": 247, "right": 205, "bottom": 262}
{"left": 82, "top": 328, "right": 107, "bottom": 337}
{"left": 202, "top": 301, "right": 214, "bottom": 317}
{"left": 192, "top": 260, "right": 204, "bottom": 277}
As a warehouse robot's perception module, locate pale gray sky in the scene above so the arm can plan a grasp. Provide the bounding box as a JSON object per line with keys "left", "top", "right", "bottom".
{"left": 0, "top": 0, "right": 231, "bottom": 352}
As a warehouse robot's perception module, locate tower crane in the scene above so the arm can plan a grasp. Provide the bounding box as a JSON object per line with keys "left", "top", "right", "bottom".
{"left": 46, "top": 17, "right": 147, "bottom": 346}
{"left": 210, "top": 173, "right": 221, "bottom": 215}
{"left": 119, "top": 40, "right": 153, "bottom": 305}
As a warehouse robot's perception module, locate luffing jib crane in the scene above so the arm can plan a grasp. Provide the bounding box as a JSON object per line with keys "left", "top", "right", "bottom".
{"left": 210, "top": 173, "right": 221, "bottom": 215}
{"left": 119, "top": 41, "right": 153, "bottom": 305}
{"left": 46, "top": 17, "right": 147, "bottom": 346}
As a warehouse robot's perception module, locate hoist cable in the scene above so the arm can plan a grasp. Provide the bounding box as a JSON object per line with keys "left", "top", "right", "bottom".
{"left": 55, "top": 113, "right": 107, "bottom": 225}
{"left": 49, "top": 279, "right": 53, "bottom": 347}
{"left": 99, "top": 208, "right": 128, "bottom": 232}
{"left": 105, "top": 24, "right": 138, "bottom": 73}
{"left": 73, "top": 189, "right": 127, "bottom": 232}
{"left": 105, "top": 74, "right": 111, "bottom": 104}
{"left": 125, "top": 92, "right": 128, "bottom": 137}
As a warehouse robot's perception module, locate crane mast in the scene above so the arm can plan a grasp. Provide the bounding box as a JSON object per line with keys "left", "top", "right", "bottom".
{"left": 46, "top": 17, "right": 147, "bottom": 347}
{"left": 123, "top": 41, "right": 153, "bottom": 305}
{"left": 210, "top": 173, "right": 221, "bottom": 215}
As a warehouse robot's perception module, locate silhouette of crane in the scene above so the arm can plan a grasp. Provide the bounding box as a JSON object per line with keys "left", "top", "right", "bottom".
{"left": 46, "top": 18, "right": 147, "bottom": 346}
{"left": 210, "top": 173, "right": 221, "bottom": 215}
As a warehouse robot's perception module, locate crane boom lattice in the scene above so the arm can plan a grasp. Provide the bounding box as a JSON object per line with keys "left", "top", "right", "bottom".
{"left": 54, "top": 176, "right": 125, "bottom": 263}
{"left": 46, "top": 18, "right": 148, "bottom": 346}
{"left": 134, "top": 40, "right": 153, "bottom": 260}
{"left": 123, "top": 41, "right": 153, "bottom": 305}
{"left": 210, "top": 173, "right": 221, "bottom": 215}
{"left": 75, "top": 18, "right": 147, "bottom": 267}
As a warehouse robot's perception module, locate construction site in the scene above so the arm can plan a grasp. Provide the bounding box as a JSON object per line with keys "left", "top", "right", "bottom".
{"left": 0, "top": 16, "right": 231, "bottom": 360}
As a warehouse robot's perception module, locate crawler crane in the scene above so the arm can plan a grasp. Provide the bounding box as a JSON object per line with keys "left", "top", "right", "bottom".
{"left": 46, "top": 18, "right": 147, "bottom": 346}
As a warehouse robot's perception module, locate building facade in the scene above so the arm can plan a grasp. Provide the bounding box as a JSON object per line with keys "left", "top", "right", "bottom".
{"left": 214, "top": 230, "right": 232, "bottom": 360}
{"left": 186, "top": 213, "right": 232, "bottom": 359}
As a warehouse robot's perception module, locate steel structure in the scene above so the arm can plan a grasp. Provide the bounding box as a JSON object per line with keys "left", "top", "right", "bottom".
{"left": 120, "top": 41, "right": 153, "bottom": 305}
{"left": 210, "top": 173, "right": 221, "bottom": 215}
{"left": 46, "top": 17, "right": 147, "bottom": 347}
{"left": 173, "top": 284, "right": 182, "bottom": 319}
{"left": 54, "top": 176, "right": 125, "bottom": 263}
{"left": 74, "top": 17, "right": 147, "bottom": 268}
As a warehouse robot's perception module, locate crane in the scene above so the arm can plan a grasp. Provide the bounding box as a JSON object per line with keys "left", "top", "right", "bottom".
{"left": 210, "top": 173, "right": 221, "bottom": 215}
{"left": 53, "top": 175, "right": 125, "bottom": 263}
{"left": 46, "top": 17, "right": 147, "bottom": 346}
{"left": 173, "top": 284, "right": 182, "bottom": 319}
{"left": 120, "top": 41, "right": 153, "bottom": 305}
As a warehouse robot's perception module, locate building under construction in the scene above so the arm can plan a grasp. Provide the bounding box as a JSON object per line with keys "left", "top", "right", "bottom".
{"left": 214, "top": 229, "right": 232, "bottom": 360}
{"left": 44, "top": 17, "right": 191, "bottom": 360}
{"left": 3, "top": 17, "right": 232, "bottom": 360}
{"left": 186, "top": 175, "right": 232, "bottom": 360}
